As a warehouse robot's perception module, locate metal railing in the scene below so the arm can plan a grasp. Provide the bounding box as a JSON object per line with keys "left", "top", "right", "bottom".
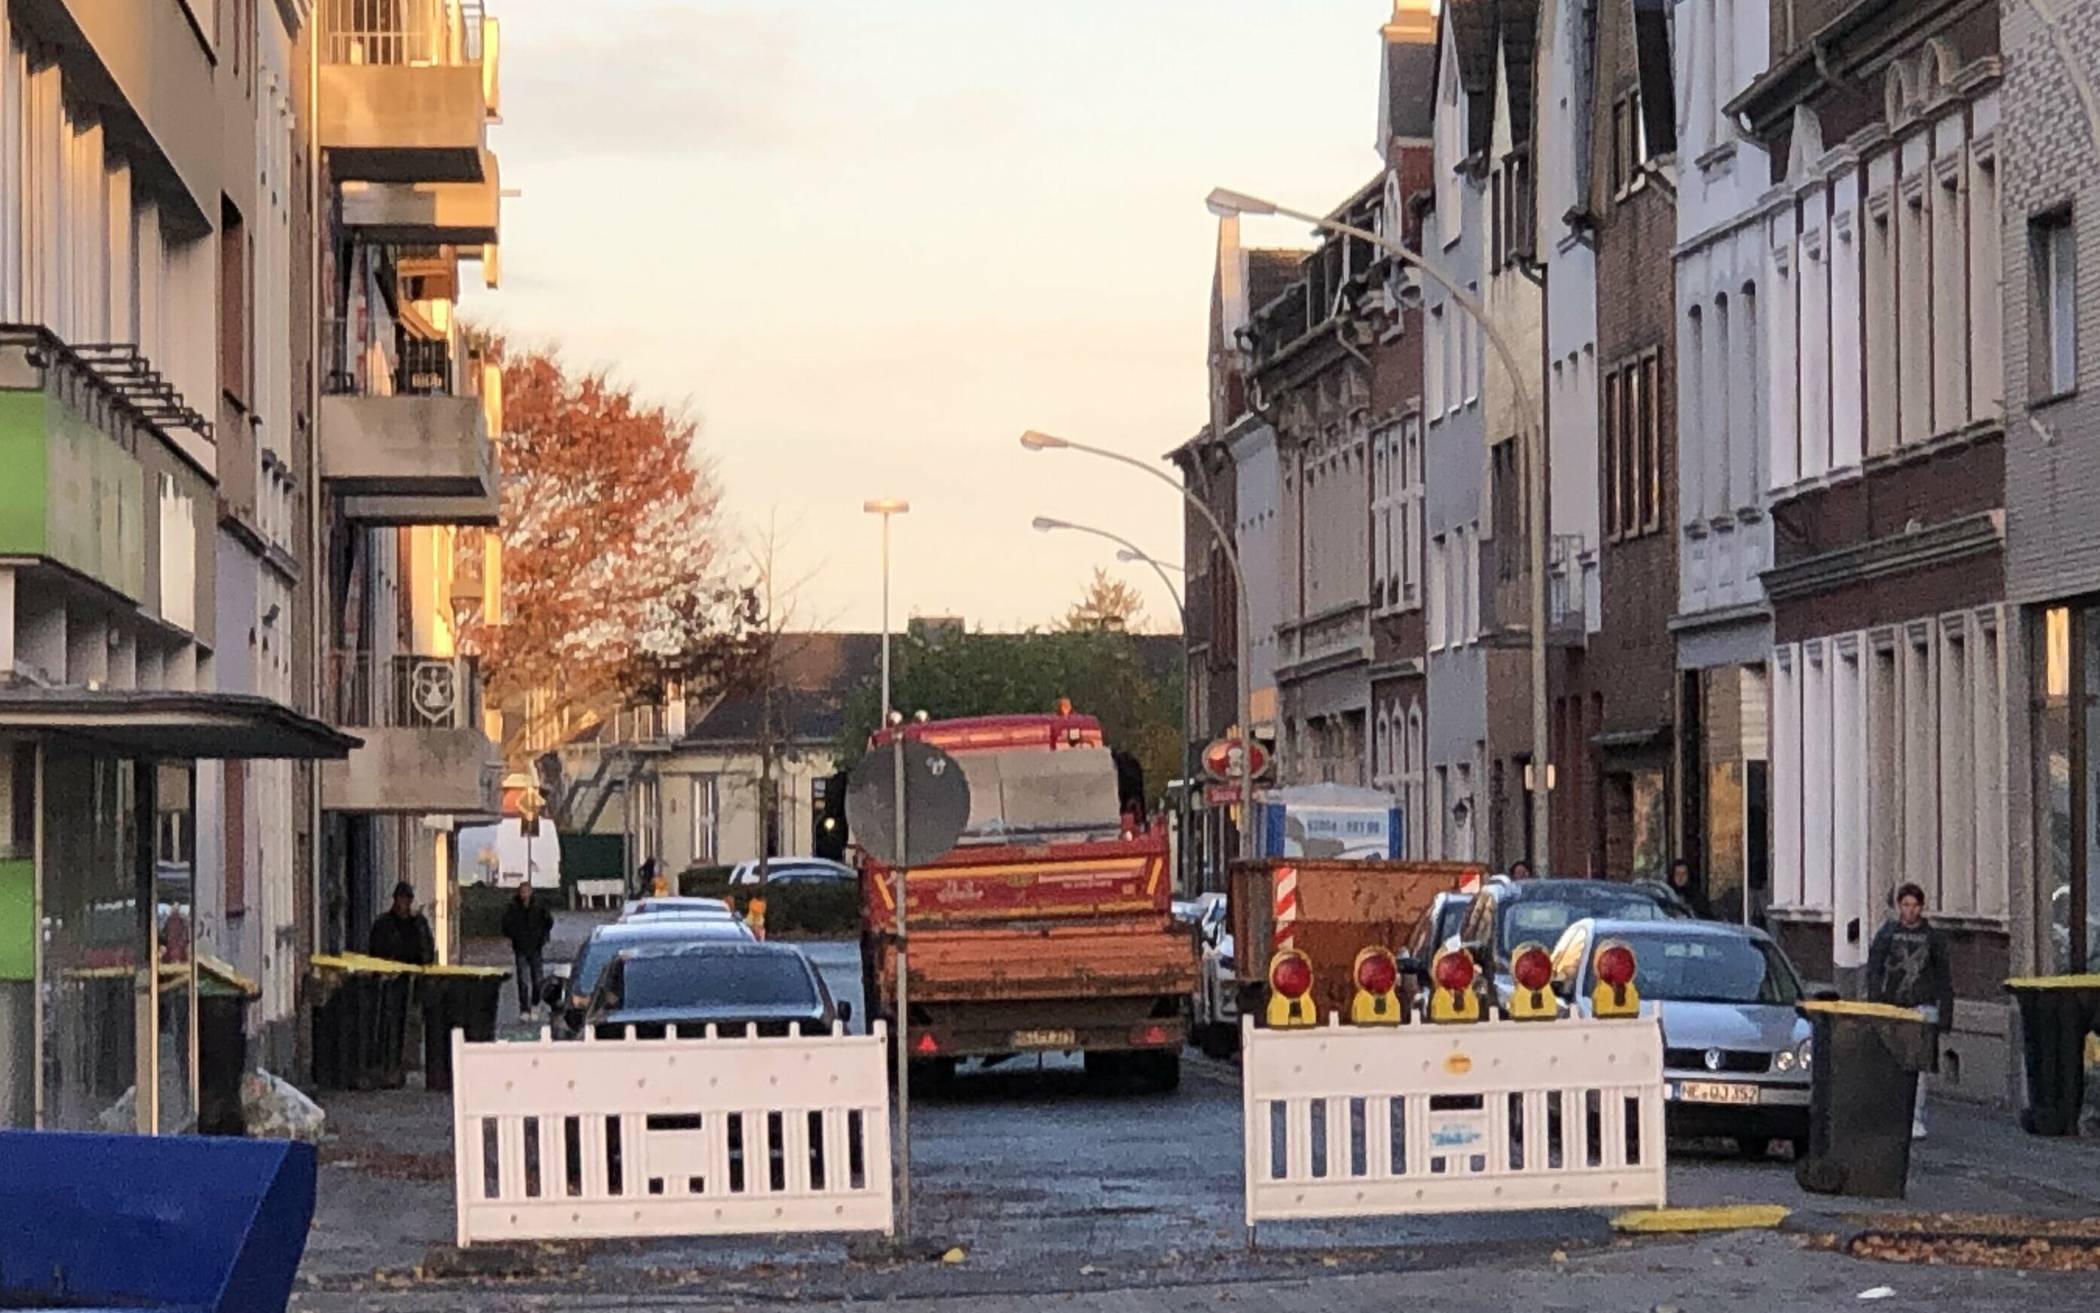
{"left": 322, "top": 316, "right": 477, "bottom": 400}
{"left": 328, "top": 652, "right": 483, "bottom": 730}
{"left": 323, "top": 0, "right": 482, "bottom": 67}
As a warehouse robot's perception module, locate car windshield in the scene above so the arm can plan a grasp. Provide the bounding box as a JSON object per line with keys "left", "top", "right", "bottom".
{"left": 613, "top": 952, "right": 818, "bottom": 1013}
{"left": 1613, "top": 932, "right": 1802, "bottom": 1005}
{"left": 1497, "top": 889, "right": 1670, "bottom": 955}
{"left": 1433, "top": 900, "right": 1469, "bottom": 948}
{"left": 572, "top": 927, "right": 742, "bottom": 997}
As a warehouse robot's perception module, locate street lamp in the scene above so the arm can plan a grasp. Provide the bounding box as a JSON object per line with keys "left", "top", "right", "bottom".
{"left": 1020, "top": 431, "right": 1258, "bottom": 862}
{"left": 1205, "top": 186, "right": 1554, "bottom": 870}
{"left": 861, "top": 495, "right": 911, "bottom": 1238}
{"left": 1032, "top": 514, "right": 1193, "bottom": 887}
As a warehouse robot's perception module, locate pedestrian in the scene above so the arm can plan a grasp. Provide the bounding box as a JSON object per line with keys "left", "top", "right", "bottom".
{"left": 1508, "top": 860, "right": 1534, "bottom": 879}
{"left": 367, "top": 881, "right": 436, "bottom": 966}
{"left": 1667, "top": 858, "right": 1714, "bottom": 919}
{"left": 1866, "top": 882, "right": 1956, "bottom": 1140}
{"left": 502, "top": 881, "right": 556, "bottom": 1013}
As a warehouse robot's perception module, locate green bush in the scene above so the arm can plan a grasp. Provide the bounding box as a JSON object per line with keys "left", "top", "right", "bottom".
{"left": 677, "top": 866, "right": 734, "bottom": 898}
{"left": 670, "top": 865, "right": 861, "bottom": 938}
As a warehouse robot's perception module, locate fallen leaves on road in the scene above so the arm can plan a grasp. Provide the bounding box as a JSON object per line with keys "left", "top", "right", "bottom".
{"left": 1851, "top": 1232, "right": 2100, "bottom": 1272}
{"left": 941, "top": 1246, "right": 967, "bottom": 1265}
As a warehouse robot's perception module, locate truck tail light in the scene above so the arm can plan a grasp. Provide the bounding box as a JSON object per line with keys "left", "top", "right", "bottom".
{"left": 1131, "top": 1023, "right": 1173, "bottom": 1047}
{"left": 913, "top": 1032, "right": 941, "bottom": 1055}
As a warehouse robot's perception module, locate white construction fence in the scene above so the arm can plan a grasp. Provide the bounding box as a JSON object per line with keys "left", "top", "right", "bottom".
{"left": 1240, "top": 1014, "right": 1666, "bottom": 1228}
{"left": 451, "top": 1022, "right": 893, "bottom": 1246}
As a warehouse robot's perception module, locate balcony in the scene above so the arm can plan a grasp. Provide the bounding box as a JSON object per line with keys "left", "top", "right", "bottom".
{"left": 1276, "top": 604, "right": 1371, "bottom": 682}
{"left": 1547, "top": 534, "right": 1593, "bottom": 643}
{"left": 319, "top": 0, "right": 499, "bottom": 183}
{"left": 339, "top": 150, "right": 502, "bottom": 246}
{"left": 321, "top": 653, "right": 503, "bottom": 815}
{"left": 320, "top": 318, "right": 499, "bottom": 525}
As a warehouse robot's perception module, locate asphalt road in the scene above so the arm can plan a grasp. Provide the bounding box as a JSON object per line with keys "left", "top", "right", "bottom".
{"left": 296, "top": 917, "right": 2100, "bottom": 1310}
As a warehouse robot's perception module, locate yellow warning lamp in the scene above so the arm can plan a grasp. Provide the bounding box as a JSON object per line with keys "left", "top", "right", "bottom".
{"left": 1349, "top": 946, "right": 1403, "bottom": 1026}
{"left": 1265, "top": 948, "right": 1317, "bottom": 1029}
{"left": 1425, "top": 946, "right": 1483, "bottom": 1025}
{"left": 1591, "top": 940, "right": 1642, "bottom": 1018}
{"left": 1506, "top": 941, "right": 1559, "bottom": 1021}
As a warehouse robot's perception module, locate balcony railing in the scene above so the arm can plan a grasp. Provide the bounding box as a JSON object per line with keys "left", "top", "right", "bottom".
{"left": 322, "top": 316, "right": 479, "bottom": 400}
{"left": 324, "top": 0, "right": 483, "bottom": 67}
{"left": 328, "top": 652, "right": 482, "bottom": 730}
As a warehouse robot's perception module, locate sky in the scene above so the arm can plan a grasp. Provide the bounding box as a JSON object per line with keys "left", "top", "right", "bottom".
{"left": 465, "top": 0, "right": 1395, "bottom": 634}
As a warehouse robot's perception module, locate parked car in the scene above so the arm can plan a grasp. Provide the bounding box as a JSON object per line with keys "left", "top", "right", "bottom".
{"left": 1454, "top": 877, "right": 1688, "bottom": 1008}
{"left": 1407, "top": 888, "right": 1476, "bottom": 964}
{"left": 582, "top": 941, "right": 846, "bottom": 1040}
{"left": 544, "top": 916, "right": 756, "bottom": 1034}
{"left": 619, "top": 895, "right": 736, "bottom": 921}
{"left": 1552, "top": 917, "right": 1815, "bottom": 1158}
{"left": 728, "top": 857, "right": 857, "bottom": 887}
{"left": 1186, "top": 893, "right": 1236, "bottom": 1057}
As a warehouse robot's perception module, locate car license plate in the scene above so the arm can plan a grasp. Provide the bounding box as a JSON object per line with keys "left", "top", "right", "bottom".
{"left": 1677, "top": 1081, "right": 1760, "bottom": 1105}
{"left": 1011, "top": 1028, "right": 1076, "bottom": 1049}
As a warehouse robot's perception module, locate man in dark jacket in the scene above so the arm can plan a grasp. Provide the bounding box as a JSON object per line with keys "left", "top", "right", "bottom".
{"left": 1866, "top": 882, "right": 1956, "bottom": 1139}
{"left": 501, "top": 882, "right": 556, "bottom": 1012}
{"left": 368, "top": 882, "right": 436, "bottom": 966}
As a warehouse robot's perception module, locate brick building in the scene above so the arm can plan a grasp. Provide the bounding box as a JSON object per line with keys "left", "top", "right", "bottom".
{"left": 2002, "top": 0, "right": 2100, "bottom": 982}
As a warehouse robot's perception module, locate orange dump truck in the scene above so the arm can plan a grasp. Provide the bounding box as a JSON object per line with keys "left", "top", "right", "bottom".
{"left": 859, "top": 711, "right": 1196, "bottom": 1090}
{"left": 1227, "top": 857, "right": 1485, "bottom": 1025}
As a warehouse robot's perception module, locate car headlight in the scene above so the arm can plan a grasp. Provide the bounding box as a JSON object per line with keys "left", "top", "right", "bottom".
{"left": 1775, "top": 1038, "right": 1812, "bottom": 1073}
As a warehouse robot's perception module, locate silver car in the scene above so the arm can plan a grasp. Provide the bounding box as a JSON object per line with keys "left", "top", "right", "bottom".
{"left": 1552, "top": 917, "right": 1814, "bottom": 1159}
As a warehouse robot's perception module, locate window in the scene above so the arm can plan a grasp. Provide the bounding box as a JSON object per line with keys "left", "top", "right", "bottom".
{"left": 1372, "top": 425, "right": 1398, "bottom": 607}
{"left": 1492, "top": 152, "right": 1533, "bottom": 270}
{"left": 1865, "top": 204, "right": 1897, "bottom": 455}
{"left": 1611, "top": 91, "right": 1649, "bottom": 197}
{"left": 1464, "top": 284, "right": 1481, "bottom": 405}
{"left": 1428, "top": 534, "right": 1448, "bottom": 649}
{"left": 691, "top": 776, "right": 719, "bottom": 865}
{"left": 1491, "top": 438, "right": 1524, "bottom": 581}
{"left": 224, "top": 760, "right": 246, "bottom": 917}
{"left": 1427, "top": 305, "right": 1446, "bottom": 415}
{"left": 1401, "top": 417, "right": 1424, "bottom": 608}
{"left": 219, "top": 196, "right": 249, "bottom": 405}
{"left": 2034, "top": 208, "right": 2078, "bottom": 399}
{"left": 1603, "top": 350, "right": 1664, "bottom": 539}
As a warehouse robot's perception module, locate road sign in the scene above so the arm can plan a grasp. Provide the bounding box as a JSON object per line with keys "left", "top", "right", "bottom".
{"left": 1201, "top": 736, "right": 1270, "bottom": 784}
{"left": 845, "top": 740, "right": 971, "bottom": 867}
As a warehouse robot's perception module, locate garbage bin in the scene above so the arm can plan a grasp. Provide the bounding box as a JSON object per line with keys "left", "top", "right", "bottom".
{"left": 2005, "top": 974, "right": 2100, "bottom": 1137}
{"left": 196, "top": 955, "right": 260, "bottom": 1136}
{"left": 418, "top": 966, "right": 507, "bottom": 1093}
{"left": 309, "top": 955, "right": 416, "bottom": 1091}
{"left": 1794, "top": 999, "right": 1939, "bottom": 1199}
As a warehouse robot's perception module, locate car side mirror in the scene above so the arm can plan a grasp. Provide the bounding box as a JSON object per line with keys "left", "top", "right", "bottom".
{"left": 838, "top": 1001, "right": 854, "bottom": 1025}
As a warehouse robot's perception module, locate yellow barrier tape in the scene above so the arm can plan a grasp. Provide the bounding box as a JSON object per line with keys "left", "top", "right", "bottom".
{"left": 2005, "top": 974, "right": 2100, "bottom": 990}
{"left": 1797, "top": 999, "right": 1928, "bottom": 1021}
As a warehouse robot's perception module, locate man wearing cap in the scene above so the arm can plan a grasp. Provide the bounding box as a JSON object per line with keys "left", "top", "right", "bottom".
{"left": 368, "top": 881, "right": 436, "bottom": 966}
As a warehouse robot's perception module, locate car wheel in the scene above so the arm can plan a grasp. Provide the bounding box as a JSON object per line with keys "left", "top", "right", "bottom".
{"left": 1135, "top": 1050, "right": 1181, "bottom": 1094}
{"left": 1789, "top": 1136, "right": 1810, "bottom": 1162}
{"left": 1197, "top": 1024, "right": 1238, "bottom": 1060}
{"left": 1735, "top": 1136, "right": 1774, "bottom": 1160}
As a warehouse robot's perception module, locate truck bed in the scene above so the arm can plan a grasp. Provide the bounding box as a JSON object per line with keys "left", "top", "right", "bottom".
{"left": 864, "top": 837, "right": 1170, "bottom": 928}
{"left": 875, "top": 919, "right": 1197, "bottom": 1002}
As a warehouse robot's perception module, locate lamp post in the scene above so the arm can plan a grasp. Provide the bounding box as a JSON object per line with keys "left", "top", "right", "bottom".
{"left": 1031, "top": 515, "right": 1194, "bottom": 889}
{"left": 1020, "top": 431, "right": 1258, "bottom": 862}
{"left": 860, "top": 496, "right": 911, "bottom": 1238}
{"left": 1203, "top": 186, "right": 1553, "bottom": 870}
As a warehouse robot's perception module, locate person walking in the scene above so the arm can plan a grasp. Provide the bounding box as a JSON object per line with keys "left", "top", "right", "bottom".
{"left": 501, "top": 881, "right": 556, "bottom": 1015}
{"left": 1866, "top": 882, "right": 1956, "bottom": 1139}
{"left": 1667, "top": 858, "right": 1715, "bottom": 919}
{"left": 367, "top": 881, "right": 436, "bottom": 966}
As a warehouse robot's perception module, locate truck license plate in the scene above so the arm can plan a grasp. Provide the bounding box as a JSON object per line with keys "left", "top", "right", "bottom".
{"left": 1011, "top": 1028, "right": 1076, "bottom": 1049}
{"left": 1677, "top": 1081, "right": 1759, "bottom": 1105}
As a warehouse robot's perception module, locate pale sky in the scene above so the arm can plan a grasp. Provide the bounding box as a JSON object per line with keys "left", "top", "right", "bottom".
{"left": 466, "top": 0, "right": 1394, "bottom": 634}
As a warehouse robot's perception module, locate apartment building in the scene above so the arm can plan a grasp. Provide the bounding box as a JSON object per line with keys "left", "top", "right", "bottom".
{"left": 312, "top": 0, "right": 506, "bottom": 965}
{"left": 1738, "top": 0, "right": 2016, "bottom": 1098}
{"left": 0, "top": 0, "right": 356, "bottom": 1131}
{"left": 1673, "top": 0, "right": 1776, "bottom": 921}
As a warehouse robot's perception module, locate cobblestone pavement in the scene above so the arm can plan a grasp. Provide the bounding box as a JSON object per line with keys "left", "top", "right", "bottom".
{"left": 294, "top": 917, "right": 2100, "bottom": 1310}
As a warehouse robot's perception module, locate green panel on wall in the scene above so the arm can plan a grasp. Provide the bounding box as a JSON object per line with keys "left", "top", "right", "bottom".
{"left": 0, "top": 859, "right": 32, "bottom": 982}
{"left": 0, "top": 391, "right": 52, "bottom": 560}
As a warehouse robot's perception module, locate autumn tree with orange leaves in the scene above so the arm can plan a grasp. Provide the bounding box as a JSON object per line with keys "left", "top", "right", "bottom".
{"left": 465, "top": 337, "right": 756, "bottom": 766}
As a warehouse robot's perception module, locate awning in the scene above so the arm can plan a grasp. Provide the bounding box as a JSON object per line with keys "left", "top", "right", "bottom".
{"left": 0, "top": 687, "right": 360, "bottom": 759}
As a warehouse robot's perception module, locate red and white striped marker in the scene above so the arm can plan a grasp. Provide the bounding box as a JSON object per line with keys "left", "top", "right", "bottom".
{"left": 1273, "top": 864, "right": 1299, "bottom": 951}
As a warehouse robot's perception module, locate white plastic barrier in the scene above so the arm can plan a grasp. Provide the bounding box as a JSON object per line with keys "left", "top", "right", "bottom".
{"left": 570, "top": 878, "right": 624, "bottom": 909}
{"left": 1240, "top": 1013, "right": 1666, "bottom": 1228}
{"left": 452, "top": 1023, "right": 892, "bottom": 1245}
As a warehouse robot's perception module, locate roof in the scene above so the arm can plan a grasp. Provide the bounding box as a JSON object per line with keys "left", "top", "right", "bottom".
{"left": 1578, "top": 917, "right": 1775, "bottom": 943}
{"left": 0, "top": 684, "right": 360, "bottom": 759}
{"left": 1445, "top": 0, "right": 1540, "bottom": 156}
{"left": 680, "top": 632, "right": 883, "bottom": 748}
